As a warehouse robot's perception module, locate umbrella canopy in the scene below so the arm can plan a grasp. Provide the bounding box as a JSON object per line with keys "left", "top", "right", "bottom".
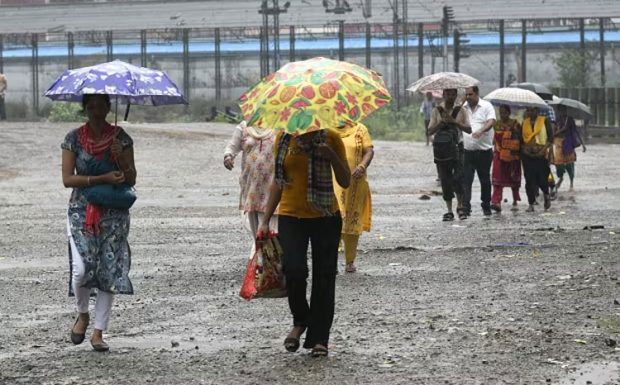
{"left": 549, "top": 96, "right": 592, "bottom": 120}
{"left": 508, "top": 82, "right": 553, "bottom": 101}
{"left": 406, "top": 72, "right": 480, "bottom": 93}
{"left": 44, "top": 60, "right": 187, "bottom": 105}
{"left": 239, "top": 57, "right": 391, "bottom": 135}
{"left": 483, "top": 87, "right": 549, "bottom": 110}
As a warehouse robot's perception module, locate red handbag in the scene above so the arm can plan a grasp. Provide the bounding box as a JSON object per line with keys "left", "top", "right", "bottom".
{"left": 239, "top": 234, "right": 287, "bottom": 300}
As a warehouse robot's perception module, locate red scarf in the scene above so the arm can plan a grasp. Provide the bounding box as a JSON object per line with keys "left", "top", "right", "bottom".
{"left": 79, "top": 122, "right": 119, "bottom": 235}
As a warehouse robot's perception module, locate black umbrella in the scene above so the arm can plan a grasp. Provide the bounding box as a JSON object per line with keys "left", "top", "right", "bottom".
{"left": 549, "top": 96, "right": 592, "bottom": 120}
{"left": 508, "top": 82, "right": 553, "bottom": 101}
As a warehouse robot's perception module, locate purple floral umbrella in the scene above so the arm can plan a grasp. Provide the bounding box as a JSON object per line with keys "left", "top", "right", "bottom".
{"left": 44, "top": 59, "right": 187, "bottom": 121}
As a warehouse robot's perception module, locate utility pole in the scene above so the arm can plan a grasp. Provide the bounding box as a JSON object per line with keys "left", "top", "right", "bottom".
{"left": 453, "top": 29, "right": 469, "bottom": 73}
{"left": 324, "top": 0, "right": 352, "bottom": 61}
{"left": 442, "top": 6, "right": 454, "bottom": 72}
{"left": 392, "top": 0, "right": 400, "bottom": 109}
{"left": 259, "top": 1, "right": 290, "bottom": 73}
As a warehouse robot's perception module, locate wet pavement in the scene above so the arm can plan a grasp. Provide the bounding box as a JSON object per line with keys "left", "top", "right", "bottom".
{"left": 0, "top": 121, "right": 618, "bottom": 385}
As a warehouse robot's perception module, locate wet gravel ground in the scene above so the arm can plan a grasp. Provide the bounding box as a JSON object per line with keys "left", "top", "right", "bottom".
{"left": 0, "top": 121, "right": 618, "bottom": 385}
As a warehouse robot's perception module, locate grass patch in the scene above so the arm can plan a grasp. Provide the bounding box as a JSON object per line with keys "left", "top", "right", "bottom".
{"left": 598, "top": 317, "right": 620, "bottom": 335}
{"left": 363, "top": 104, "right": 427, "bottom": 141}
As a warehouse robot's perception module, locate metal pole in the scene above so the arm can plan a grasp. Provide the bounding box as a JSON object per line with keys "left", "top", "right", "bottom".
{"left": 417, "top": 23, "right": 423, "bottom": 78}
{"left": 260, "top": 27, "right": 266, "bottom": 77}
{"left": 521, "top": 20, "right": 526, "bottom": 82}
{"left": 289, "top": 26, "right": 295, "bottom": 62}
{"left": 338, "top": 20, "right": 345, "bottom": 61}
{"left": 580, "top": 18, "right": 585, "bottom": 87}
{"left": 263, "top": 5, "right": 270, "bottom": 74}
{"left": 215, "top": 27, "right": 221, "bottom": 102}
{"left": 402, "top": 0, "right": 409, "bottom": 105}
{"left": 31, "top": 33, "right": 39, "bottom": 116}
{"left": 393, "top": 0, "right": 400, "bottom": 109}
{"left": 600, "top": 18, "right": 605, "bottom": 86}
{"left": 67, "top": 32, "right": 74, "bottom": 70}
{"left": 182, "top": 28, "right": 190, "bottom": 102}
{"left": 365, "top": 22, "right": 371, "bottom": 68}
{"left": 140, "top": 29, "right": 147, "bottom": 67}
{"left": 273, "top": 0, "right": 280, "bottom": 70}
{"left": 499, "top": 19, "right": 505, "bottom": 87}
{"left": 0, "top": 35, "right": 3, "bottom": 73}
{"left": 106, "top": 30, "right": 113, "bottom": 61}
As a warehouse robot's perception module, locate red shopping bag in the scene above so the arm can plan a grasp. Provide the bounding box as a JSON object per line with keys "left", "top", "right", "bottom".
{"left": 239, "top": 234, "right": 287, "bottom": 300}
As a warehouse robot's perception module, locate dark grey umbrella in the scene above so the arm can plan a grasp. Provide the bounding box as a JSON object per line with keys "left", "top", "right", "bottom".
{"left": 548, "top": 96, "right": 592, "bottom": 120}
{"left": 508, "top": 82, "right": 553, "bottom": 101}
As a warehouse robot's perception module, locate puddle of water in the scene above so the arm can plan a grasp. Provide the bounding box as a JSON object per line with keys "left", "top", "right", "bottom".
{"left": 557, "top": 361, "right": 620, "bottom": 385}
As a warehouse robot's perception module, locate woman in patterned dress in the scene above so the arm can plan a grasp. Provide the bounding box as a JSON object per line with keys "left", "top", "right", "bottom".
{"left": 332, "top": 122, "right": 374, "bottom": 273}
{"left": 223, "top": 121, "right": 277, "bottom": 247}
{"left": 61, "top": 94, "right": 136, "bottom": 352}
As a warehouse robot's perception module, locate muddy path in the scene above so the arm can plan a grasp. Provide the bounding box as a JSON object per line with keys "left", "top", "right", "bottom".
{"left": 0, "top": 121, "right": 618, "bottom": 385}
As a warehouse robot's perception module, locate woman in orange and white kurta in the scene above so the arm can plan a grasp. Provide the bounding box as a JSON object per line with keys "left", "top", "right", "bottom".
{"left": 333, "top": 123, "right": 374, "bottom": 273}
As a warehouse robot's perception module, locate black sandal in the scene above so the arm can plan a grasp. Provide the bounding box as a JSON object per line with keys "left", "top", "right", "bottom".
{"left": 456, "top": 208, "right": 467, "bottom": 220}
{"left": 283, "top": 326, "right": 306, "bottom": 352}
{"left": 311, "top": 344, "right": 329, "bottom": 357}
{"left": 442, "top": 212, "right": 455, "bottom": 222}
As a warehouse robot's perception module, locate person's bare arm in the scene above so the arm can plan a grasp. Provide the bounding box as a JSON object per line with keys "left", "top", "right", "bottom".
{"left": 352, "top": 146, "right": 374, "bottom": 179}
{"left": 62, "top": 149, "right": 125, "bottom": 188}
{"left": 317, "top": 143, "right": 350, "bottom": 188}
{"left": 257, "top": 181, "right": 282, "bottom": 237}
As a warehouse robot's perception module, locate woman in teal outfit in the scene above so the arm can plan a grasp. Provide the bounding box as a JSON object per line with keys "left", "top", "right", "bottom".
{"left": 61, "top": 94, "right": 136, "bottom": 351}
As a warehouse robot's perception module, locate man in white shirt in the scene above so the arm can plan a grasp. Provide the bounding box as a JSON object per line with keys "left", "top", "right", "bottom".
{"left": 462, "top": 86, "right": 496, "bottom": 216}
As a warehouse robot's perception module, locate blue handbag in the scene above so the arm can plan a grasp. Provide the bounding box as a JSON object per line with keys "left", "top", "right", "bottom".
{"left": 83, "top": 184, "right": 137, "bottom": 209}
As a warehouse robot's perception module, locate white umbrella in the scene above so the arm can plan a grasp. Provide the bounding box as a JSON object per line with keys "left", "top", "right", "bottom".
{"left": 483, "top": 87, "right": 549, "bottom": 109}
{"left": 406, "top": 72, "right": 480, "bottom": 93}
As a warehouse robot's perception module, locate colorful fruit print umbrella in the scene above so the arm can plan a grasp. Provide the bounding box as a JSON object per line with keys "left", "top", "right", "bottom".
{"left": 238, "top": 57, "right": 391, "bottom": 135}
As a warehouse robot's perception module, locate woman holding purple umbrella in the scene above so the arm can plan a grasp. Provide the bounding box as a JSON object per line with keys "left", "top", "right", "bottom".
{"left": 61, "top": 94, "right": 136, "bottom": 352}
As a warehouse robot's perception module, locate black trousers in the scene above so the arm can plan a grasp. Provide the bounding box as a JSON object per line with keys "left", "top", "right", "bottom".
{"left": 436, "top": 151, "right": 464, "bottom": 202}
{"left": 522, "top": 154, "right": 550, "bottom": 205}
{"left": 278, "top": 214, "right": 342, "bottom": 348}
{"left": 463, "top": 149, "right": 493, "bottom": 212}
{"left": 0, "top": 96, "right": 6, "bottom": 120}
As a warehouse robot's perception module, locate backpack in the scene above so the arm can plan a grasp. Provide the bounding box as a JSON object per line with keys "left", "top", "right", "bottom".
{"left": 433, "top": 106, "right": 461, "bottom": 162}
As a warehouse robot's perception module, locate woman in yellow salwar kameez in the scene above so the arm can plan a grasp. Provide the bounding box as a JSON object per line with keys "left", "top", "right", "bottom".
{"left": 333, "top": 122, "right": 374, "bottom": 273}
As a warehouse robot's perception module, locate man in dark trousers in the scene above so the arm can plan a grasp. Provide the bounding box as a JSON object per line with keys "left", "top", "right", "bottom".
{"left": 428, "top": 88, "right": 471, "bottom": 221}
{"left": 462, "top": 86, "right": 497, "bottom": 216}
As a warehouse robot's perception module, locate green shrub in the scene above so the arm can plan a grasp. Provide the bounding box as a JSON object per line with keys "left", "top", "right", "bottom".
{"left": 48, "top": 102, "right": 84, "bottom": 122}
{"left": 363, "top": 104, "right": 426, "bottom": 141}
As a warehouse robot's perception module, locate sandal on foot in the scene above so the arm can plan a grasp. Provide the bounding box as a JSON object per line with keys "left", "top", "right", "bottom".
{"left": 442, "top": 212, "right": 455, "bottom": 222}
{"left": 345, "top": 263, "right": 357, "bottom": 273}
{"left": 284, "top": 327, "right": 306, "bottom": 352}
{"left": 311, "top": 344, "right": 329, "bottom": 357}
{"left": 91, "top": 340, "right": 109, "bottom": 352}
{"left": 70, "top": 314, "right": 89, "bottom": 345}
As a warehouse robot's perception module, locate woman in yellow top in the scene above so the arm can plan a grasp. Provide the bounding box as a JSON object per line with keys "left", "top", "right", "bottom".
{"left": 333, "top": 122, "right": 374, "bottom": 273}
{"left": 258, "top": 129, "right": 350, "bottom": 358}
{"left": 521, "top": 107, "right": 553, "bottom": 212}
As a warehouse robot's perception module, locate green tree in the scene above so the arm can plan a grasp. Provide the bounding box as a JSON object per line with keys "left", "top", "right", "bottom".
{"left": 553, "top": 48, "right": 596, "bottom": 88}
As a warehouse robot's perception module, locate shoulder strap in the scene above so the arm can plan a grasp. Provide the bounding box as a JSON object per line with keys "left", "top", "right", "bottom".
{"left": 451, "top": 106, "right": 461, "bottom": 118}
{"left": 436, "top": 106, "right": 444, "bottom": 114}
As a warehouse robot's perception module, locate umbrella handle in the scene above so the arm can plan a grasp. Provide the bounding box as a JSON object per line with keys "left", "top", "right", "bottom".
{"left": 123, "top": 103, "right": 131, "bottom": 121}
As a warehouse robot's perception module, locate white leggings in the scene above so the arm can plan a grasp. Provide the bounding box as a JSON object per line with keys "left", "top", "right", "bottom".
{"left": 68, "top": 221, "right": 114, "bottom": 331}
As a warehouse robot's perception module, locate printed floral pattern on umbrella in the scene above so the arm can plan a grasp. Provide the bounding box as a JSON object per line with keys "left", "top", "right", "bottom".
{"left": 44, "top": 60, "right": 187, "bottom": 105}
{"left": 406, "top": 72, "right": 480, "bottom": 93}
{"left": 238, "top": 57, "right": 391, "bottom": 135}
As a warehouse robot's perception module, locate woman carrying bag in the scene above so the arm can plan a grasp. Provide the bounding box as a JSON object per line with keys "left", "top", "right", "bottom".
{"left": 258, "top": 128, "right": 350, "bottom": 357}
{"left": 61, "top": 94, "right": 136, "bottom": 352}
